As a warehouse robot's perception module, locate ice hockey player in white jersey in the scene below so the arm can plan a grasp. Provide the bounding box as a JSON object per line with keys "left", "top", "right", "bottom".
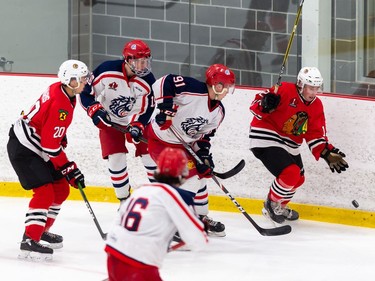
{"left": 105, "top": 147, "right": 208, "bottom": 281}
{"left": 80, "top": 39, "right": 157, "bottom": 202}
{"left": 147, "top": 64, "right": 236, "bottom": 237}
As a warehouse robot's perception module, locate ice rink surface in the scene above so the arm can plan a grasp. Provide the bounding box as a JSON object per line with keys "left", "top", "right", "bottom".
{"left": 1, "top": 196, "right": 374, "bottom": 281}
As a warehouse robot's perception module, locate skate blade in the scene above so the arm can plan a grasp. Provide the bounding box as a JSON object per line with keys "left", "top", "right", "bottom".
{"left": 207, "top": 230, "right": 226, "bottom": 238}
{"left": 18, "top": 250, "right": 53, "bottom": 261}
{"left": 41, "top": 242, "right": 63, "bottom": 249}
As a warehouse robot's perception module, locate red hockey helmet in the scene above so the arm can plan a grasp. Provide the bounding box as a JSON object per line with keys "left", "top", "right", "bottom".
{"left": 157, "top": 148, "right": 188, "bottom": 178}
{"left": 205, "top": 64, "right": 235, "bottom": 95}
{"left": 122, "top": 39, "right": 152, "bottom": 77}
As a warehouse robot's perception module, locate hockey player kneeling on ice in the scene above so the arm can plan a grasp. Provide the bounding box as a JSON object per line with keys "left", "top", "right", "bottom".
{"left": 147, "top": 64, "right": 236, "bottom": 237}
{"left": 105, "top": 147, "right": 208, "bottom": 281}
{"left": 249, "top": 67, "right": 349, "bottom": 224}
{"left": 7, "top": 60, "right": 91, "bottom": 261}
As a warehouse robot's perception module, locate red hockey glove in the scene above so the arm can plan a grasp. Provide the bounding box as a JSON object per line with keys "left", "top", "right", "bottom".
{"left": 87, "top": 102, "right": 111, "bottom": 130}
{"left": 260, "top": 92, "right": 280, "bottom": 113}
{"left": 195, "top": 149, "right": 215, "bottom": 178}
{"left": 320, "top": 146, "right": 349, "bottom": 173}
{"left": 155, "top": 103, "right": 178, "bottom": 130}
{"left": 60, "top": 161, "right": 85, "bottom": 189}
{"left": 61, "top": 135, "right": 68, "bottom": 149}
{"left": 128, "top": 122, "right": 145, "bottom": 144}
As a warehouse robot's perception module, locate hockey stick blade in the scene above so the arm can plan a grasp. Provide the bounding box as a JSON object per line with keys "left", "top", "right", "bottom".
{"left": 215, "top": 178, "right": 292, "bottom": 236}
{"left": 213, "top": 159, "right": 245, "bottom": 179}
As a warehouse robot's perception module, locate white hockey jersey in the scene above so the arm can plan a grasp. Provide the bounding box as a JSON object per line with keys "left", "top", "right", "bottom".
{"left": 80, "top": 60, "right": 155, "bottom": 126}
{"left": 105, "top": 182, "right": 208, "bottom": 268}
{"left": 151, "top": 74, "right": 225, "bottom": 150}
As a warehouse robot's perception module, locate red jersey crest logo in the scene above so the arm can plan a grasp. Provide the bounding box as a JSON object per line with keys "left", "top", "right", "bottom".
{"left": 59, "top": 109, "right": 68, "bottom": 121}
{"left": 109, "top": 82, "right": 118, "bottom": 91}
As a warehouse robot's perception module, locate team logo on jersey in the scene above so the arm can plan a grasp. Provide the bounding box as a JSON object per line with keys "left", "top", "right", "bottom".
{"left": 282, "top": 111, "right": 308, "bottom": 136}
{"left": 59, "top": 109, "right": 69, "bottom": 121}
{"left": 181, "top": 117, "right": 208, "bottom": 137}
{"left": 109, "top": 95, "right": 136, "bottom": 117}
{"left": 108, "top": 82, "right": 118, "bottom": 91}
{"left": 289, "top": 98, "right": 298, "bottom": 107}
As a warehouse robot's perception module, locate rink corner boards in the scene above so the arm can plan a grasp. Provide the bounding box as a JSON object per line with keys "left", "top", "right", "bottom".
{"left": 1, "top": 181, "right": 374, "bottom": 228}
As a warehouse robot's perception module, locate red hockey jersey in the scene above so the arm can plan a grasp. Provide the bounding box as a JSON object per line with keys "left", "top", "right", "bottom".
{"left": 13, "top": 82, "right": 75, "bottom": 169}
{"left": 249, "top": 82, "right": 333, "bottom": 160}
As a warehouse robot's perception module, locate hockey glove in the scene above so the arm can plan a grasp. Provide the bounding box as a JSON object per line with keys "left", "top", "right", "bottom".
{"left": 61, "top": 135, "right": 68, "bottom": 149}
{"left": 195, "top": 149, "right": 215, "bottom": 178}
{"left": 320, "top": 146, "right": 349, "bottom": 173}
{"left": 60, "top": 161, "right": 85, "bottom": 189}
{"left": 128, "top": 122, "right": 145, "bottom": 144}
{"left": 260, "top": 92, "right": 281, "bottom": 113}
{"left": 155, "top": 103, "right": 178, "bottom": 130}
{"left": 87, "top": 102, "right": 111, "bottom": 130}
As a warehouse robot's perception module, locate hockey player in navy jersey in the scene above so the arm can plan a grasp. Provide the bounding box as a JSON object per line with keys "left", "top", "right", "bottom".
{"left": 147, "top": 64, "right": 236, "bottom": 237}
{"left": 249, "top": 67, "right": 349, "bottom": 224}
{"left": 80, "top": 39, "right": 157, "bottom": 201}
{"left": 105, "top": 147, "right": 208, "bottom": 281}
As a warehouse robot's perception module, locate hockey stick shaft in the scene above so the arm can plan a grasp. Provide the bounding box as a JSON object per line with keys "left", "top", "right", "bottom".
{"left": 110, "top": 122, "right": 245, "bottom": 179}
{"left": 78, "top": 182, "right": 107, "bottom": 240}
{"left": 275, "top": 0, "right": 304, "bottom": 92}
{"left": 110, "top": 122, "right": 148, "bottom": 144}
{"left": 169, "top": 125, "right": 291, "bottom": 236}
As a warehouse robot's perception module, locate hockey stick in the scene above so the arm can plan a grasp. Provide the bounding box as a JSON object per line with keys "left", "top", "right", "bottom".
{"left": 109, "top": 122, "right": 148, "bottom": 144}
{"left": 274, "top": 0, "right": 304, "bottom": 93}
{"left": 78, "top": 182, "right": 107, "bottom": 240}
{"left": 169, "top": 125, "right": 291, "bottom": 236}
{"left": 110, "top": 121, "right": 245, "bottom": 179}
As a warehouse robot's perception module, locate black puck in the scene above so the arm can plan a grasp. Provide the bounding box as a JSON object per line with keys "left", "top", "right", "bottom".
{"left": 352, "top": 200, "right": 359, "bottom": 208}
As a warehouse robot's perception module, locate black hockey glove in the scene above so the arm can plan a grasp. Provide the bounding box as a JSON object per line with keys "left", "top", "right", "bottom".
{"left": 320, "top": 146, "right": 349, "bottom": 173}
{"left": 128, "top": 122, "right": 144, "bottom": 144}
{"left": 196, "top": 149, "right": 215, "bottom": 178}
{"left": 260, "top": 92, "right": 281, "bottom": 113}
{"left": 155, "top": 103, "right": 178, "bottom": 130}
{"left": 87, "top": 102, "right": 111, "bottom": 130}
{"left": 60, "top": 161, "right": 85, "bottom": 189}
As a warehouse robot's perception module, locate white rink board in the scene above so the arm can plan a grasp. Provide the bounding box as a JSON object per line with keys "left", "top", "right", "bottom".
{"left": 1, "top": 75, "right": 374, "bottom": 211}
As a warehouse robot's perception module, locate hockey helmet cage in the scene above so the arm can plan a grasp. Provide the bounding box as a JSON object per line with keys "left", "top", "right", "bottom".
{"left": 205, "top": 64, "right": 235, "bottom": 95}
{"left": 58, "top": 60, "right": 92, "bottom": 86}
{"left": 123, "top": 39, "right": 152, "bottom": 77}
{"left": 157, "top": 147, "right": 188, "bottom": 178}
{"left": 297, "top": 67, "right": 323, "bottom": 92}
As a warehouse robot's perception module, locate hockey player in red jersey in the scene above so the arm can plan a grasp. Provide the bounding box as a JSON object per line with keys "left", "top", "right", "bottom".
{"left": 249, "top": 66, "right": 349, "bottom": 224}
{"left": 7, "top": 60, "right": 92, "bottom": 260}
{"left": 80, "top": 39, "right": 157, "bottom": 202}
{"left": 105, "top": 147, "right": 208, "bottom": 281}
{"left": 147, "top": 64, "right": 236, "bottom": 237}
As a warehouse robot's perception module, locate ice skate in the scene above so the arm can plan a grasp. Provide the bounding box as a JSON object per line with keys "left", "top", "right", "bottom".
{"left": 40, "top": 232, "right": 63, "bottom": 249}
{"left": 262, "top": 199, "right": 299, "bottom": 224}
{"left": 19, "top": 233, "right": 53, "bottom": 261}
{"left": 199, "top": 215, "right": 226, "bottom": 237}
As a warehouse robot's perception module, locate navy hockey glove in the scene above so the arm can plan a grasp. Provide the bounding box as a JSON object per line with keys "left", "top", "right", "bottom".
{"left": 128, "top": 122, "right": 145, "bottom": 144}
{"left": 60, "top": 161, "right": 85, "bottom": 189}
{"left": 260, "top": 92, "right": 280, "bottom": 113}
{"left": 321, "top": 146, "right": 349, "bottom": 173}
{"left": 155, "top": 103, "right": 178, "bottom": 130}
{"left": 195, "top": 149, "right": 215, "bottom": 178}
{"left": 87, "top": 102, "right": 111, "bottom": 130}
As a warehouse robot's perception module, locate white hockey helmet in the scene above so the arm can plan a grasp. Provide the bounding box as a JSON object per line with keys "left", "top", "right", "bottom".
{"left": 58, "top": 60, "right": 92, "bottom": 87}
{"left": 296, "top": 67, "right": 323, "bottom": 92}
